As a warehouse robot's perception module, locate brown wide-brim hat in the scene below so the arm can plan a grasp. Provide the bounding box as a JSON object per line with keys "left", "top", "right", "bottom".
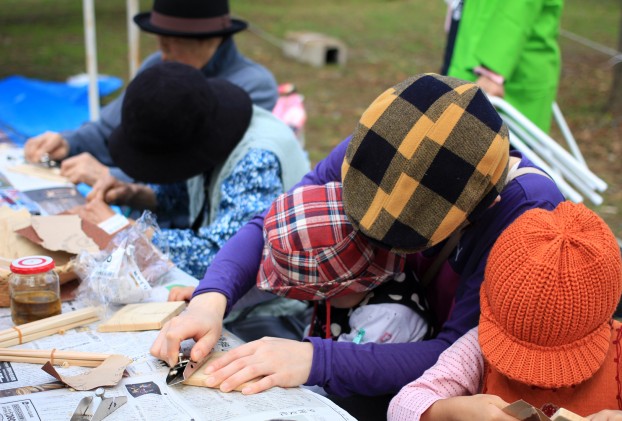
{"left": 134, "top": 0, "right": 247, "bottom": 38}
{"left": 109, "top": 62, "right": 252, "bottom": 184}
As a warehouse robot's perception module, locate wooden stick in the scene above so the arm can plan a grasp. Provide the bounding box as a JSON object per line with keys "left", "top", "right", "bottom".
{"left": 0, "top": 307, "right": 99, "bottom": 342}
{"left": 0, "top": 317, "right": 100, "bottom": 348}
{"left": 0, "top": 307, "right": 98, "bottom": 340}
{"left": 0, "top": 356, "right": 103, "bottom": 367}
{"left": 0, "top": 348, "right": 110, "bottom": 361}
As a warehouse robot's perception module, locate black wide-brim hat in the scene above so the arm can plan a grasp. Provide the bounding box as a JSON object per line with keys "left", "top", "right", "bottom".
{"left": 134, "top": 0, "right": 247, "bottom": 38}
{"left": 108, "top": 62, "right": 252, "bottom": 184}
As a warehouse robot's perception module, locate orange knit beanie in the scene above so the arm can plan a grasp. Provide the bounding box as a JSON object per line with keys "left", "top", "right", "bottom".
{"left": 479, "top": 201, "right": 622, "bottom": 389}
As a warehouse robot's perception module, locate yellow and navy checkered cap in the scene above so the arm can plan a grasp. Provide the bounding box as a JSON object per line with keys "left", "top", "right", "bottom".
{"left": 341, "top": 74, "right": 509, "bottom": 253}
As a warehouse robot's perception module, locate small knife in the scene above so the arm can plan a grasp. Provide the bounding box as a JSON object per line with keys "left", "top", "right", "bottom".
{"left": 165, "top": 353, "right": 210, "bottom": 386}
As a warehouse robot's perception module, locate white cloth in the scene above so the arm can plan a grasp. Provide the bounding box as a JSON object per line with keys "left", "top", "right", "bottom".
{"left": 337, "top": 303, "right": 428, "bottom": 344}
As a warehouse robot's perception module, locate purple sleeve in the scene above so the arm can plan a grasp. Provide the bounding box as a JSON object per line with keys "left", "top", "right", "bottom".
{"left": 192, "top": 137, "right": 350, "bottom": 313}
{"left": 304, "top": 169, "right": 564, "bottom": 397}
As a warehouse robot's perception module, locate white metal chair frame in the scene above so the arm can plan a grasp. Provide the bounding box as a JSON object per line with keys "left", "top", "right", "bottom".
{"left": 488, "top": 96, "right": 607, "bottom": 205}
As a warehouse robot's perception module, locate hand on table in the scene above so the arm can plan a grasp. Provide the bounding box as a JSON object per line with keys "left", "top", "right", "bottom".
{"left": 588, "top": 410, "right": 622, "bottom": 421}
{"left": 202, "top": 337, "right": 313, "bottom": 395}
{"left": 60, "top": 153, "right": 109, "bottom": 185}
{"left": 151, "top": 292, "right": 227, "bottom": 367}
{"left": 89, "top": 173, "right": 157, "bottom": 210}
{"left": 168, "top": 286, "right": 195, "bottom": 302}
{"left": 24, "top": 131, "right": 70, "bottom": 162}
{"left": 67, "top": 199, "right": 115, "bottom": 225}
{"left": 422, "top": 394, "right": 515, "bottom": 421}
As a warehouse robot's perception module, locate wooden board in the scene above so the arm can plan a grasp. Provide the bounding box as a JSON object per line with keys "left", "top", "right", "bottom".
{"left": 551, "top": 409, "right": 588, "bottom": 421}
{"left": 98, "top": 301, "right": 186, "bottom": 332}
{"left": 8, "top": 164, "right": 69, "bottom": 183}
{"left": 183, "top": 351, "right": 262, "bottom": 391}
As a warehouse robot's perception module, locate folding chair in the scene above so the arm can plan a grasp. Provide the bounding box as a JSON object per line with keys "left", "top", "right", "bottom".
{"left": 489, "top": 97, "right": 607, "bottom": 205}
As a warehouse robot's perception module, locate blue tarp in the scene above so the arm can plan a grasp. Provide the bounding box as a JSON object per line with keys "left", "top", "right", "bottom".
{"left": 0, "top": 75, "right": 123, "bottom": 145}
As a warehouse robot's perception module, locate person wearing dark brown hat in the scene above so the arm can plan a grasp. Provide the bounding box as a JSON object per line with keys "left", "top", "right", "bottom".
{"left": 150, "top": 74, "right": 565, "bottom": 400}
{"left": 388, "top": 201, "right": 622, "bottom": 421}
{"left": 24, "top": 0, "right": 278, "bottom": 187}
{"left": 83, "top": 61, "right": 308, "bottom": 279}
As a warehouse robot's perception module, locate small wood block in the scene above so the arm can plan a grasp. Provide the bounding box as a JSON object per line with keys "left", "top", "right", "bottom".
{"left": 183, "top": 351, "right": 261, "bottom": 391}
{"left": 551, "top": 408, "right": 588, "bottom": 421}
{"left": 98, "top": 302, "right": 186, "bottom": 332}
{"left": 504, "top": 400, "right": 549, "bottom": 421}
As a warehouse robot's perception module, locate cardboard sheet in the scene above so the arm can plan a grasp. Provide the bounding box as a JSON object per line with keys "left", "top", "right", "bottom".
{"left": 0, "top": 206, "right": 72, "bottom": 267}
{"left": 16, "top": 216, "right": 112, "bottom": 251}
{"left": 30, "top": 214, "right": 99, "bottom": 254}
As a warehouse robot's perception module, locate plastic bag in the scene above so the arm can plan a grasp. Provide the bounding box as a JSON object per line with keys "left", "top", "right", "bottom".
{"left": 74, "top": 211, "right": 173, "bottom": 307}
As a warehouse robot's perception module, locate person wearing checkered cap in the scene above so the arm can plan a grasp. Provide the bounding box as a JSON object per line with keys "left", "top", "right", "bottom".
{"left": 257, "top": 182, "right": 432, "bottom": 345}
{"left": 151, "top": 74, "right": 565, "bottom": 401}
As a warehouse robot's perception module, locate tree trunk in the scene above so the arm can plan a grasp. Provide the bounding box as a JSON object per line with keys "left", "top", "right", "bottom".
{"left": 609, "top": 6, "right": 622, "bottom": 119}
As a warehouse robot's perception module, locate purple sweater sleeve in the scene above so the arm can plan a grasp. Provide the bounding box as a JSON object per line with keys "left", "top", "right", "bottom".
{"left": 304, "top": 161, "right": 564, "bottom": 397}
{"left": 193, "top": 138, "right": 350, "bottom": 313}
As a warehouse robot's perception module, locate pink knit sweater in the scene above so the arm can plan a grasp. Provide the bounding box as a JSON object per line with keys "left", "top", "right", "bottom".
{"left": 387, "top": 327, "right": 483, "bottom": 420}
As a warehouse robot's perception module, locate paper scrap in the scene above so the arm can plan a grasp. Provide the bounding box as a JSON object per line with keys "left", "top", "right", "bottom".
{"left": 31, "top": 214, "right": 99, "bottom": 254}
{"left": 0, "top": 207, "right": 72, "bottom": 268}
{"left": 42, "top": 354, "right": 132, "bottom": 391}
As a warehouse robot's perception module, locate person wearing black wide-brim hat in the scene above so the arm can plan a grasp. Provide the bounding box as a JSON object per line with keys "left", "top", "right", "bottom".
{"left": 84, "top": 62, "right": 309, "bottom": 280}
{"left": 24, "top": 0, "right": 279, "bottom": 189}
{"left": 133, "top": 0, "right": 248, "bottom": 39}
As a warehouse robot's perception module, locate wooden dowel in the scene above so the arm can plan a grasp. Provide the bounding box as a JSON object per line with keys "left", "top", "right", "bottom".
{"left": 0, "top": 317, "right": 100, "bottom": 348}
{"left": 0, "top": 307, "right": 97, "bottom": 341}
{"left": 0, "top": 307, "right": 98, "bottom": 336}
{"left": 0, "top": 348, "right": 110, "bottom": 361}
{"left": 0, "top": 307, "right": 99, "bottom": 342}
{"left": 0, "top": 356, "right": 103, "bottom": 367}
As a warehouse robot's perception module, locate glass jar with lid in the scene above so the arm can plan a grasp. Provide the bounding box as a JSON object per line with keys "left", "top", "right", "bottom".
{"left": 9, "top": 255, "right": 61, "bottom": 325}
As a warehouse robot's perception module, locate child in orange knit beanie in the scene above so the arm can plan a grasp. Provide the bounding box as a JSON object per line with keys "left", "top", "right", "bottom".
{"left": 388, "top": 201, "right": 622, "bottom": 421}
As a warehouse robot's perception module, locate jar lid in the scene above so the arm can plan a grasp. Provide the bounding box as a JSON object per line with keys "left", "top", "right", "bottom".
{"left": 10, "top": 256, "right": 55, "bottom": 274}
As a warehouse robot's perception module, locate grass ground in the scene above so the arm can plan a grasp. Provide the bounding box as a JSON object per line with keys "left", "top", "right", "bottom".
{"left": 1, "top": 0, "right": 620, "bottom": 238}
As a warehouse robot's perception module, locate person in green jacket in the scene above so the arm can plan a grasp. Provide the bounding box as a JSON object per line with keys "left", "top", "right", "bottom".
{"left": 443, "top": 0, "right": 563, "bottom": 132}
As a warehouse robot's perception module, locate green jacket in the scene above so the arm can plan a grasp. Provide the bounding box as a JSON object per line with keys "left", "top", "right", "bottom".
{"left": 448, "top": 0, "right": 563, "bottom": 131}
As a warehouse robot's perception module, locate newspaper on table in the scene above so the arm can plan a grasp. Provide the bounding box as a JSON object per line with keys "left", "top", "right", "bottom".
{"left": 0, "top": 299, "right": 357, "bottom": 421}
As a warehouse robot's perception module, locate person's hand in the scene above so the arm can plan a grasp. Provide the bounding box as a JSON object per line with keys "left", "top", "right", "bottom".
{"left": 150, "top": 292, "right": 227, "bottom": 367}
{"left": 88, "top": 172, "right": 130, "bottom": 204}
{"left": 60, "top": 153, "right": 109, "bottom": 185}
{"left": 588, "top": 410, "right": 622, "bottom": 421}
{"left": 422, "top": 394, "right": 516, "bottom": 421}
{"left": 24, "top": 131, "right": 70, "bottom": 163}
{"left": 168, "top": 286, "right": 195, "bottom": 302}
{"left": 67, "top": 199, "right": 115, "bottom": 225}
{"left": 89, "top": 173, "right": 157, "bottom": 210}
{"left": 476, "top": 75, "right": 505, "bottom": 98}
{"left": 201, "top": 337, "right": 314, "bottom": 394}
